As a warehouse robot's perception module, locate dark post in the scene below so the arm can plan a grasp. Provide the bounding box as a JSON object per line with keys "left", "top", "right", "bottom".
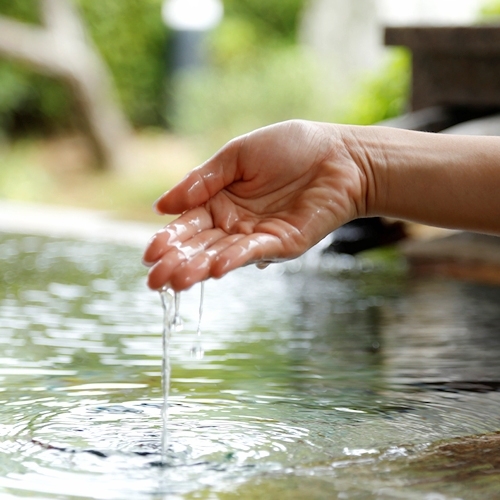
{"left": 162, "top": 0, "right": 223, "bottom": 73}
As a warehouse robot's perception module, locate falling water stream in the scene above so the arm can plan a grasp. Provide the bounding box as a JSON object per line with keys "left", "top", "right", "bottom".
{"left": 1, "top": 232, "right": 500, "bottom": 498}
{"left": 159, "top": 288, "right": 174, "bottom": 464}
{"left": 191, "top": 282, "right": 205, "bottom": 360}
{"left": 160, "top": 284, "right": 205, "bottom": 464}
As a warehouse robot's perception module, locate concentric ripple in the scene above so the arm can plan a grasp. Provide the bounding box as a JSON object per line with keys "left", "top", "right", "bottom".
{"left": 1, "top": 232, "right": 500, "bottom": 499}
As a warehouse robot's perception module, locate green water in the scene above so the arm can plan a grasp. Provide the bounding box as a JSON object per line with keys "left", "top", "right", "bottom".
{"left": 1, "top": 232, "right": 500, "bottom": 499}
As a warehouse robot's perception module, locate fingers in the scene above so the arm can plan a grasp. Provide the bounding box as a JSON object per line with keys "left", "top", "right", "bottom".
{"left": 154, "top": 139, "right": 242, "bottom": 215}
{"left": 211, "top": 233, "right": 285, "bottom": 278}
{"left": 142, "top": 206, "right": 214, "bottom": 266}
{"left": 152, "top": 234, "right": 246, "bottom": 291}
{"left": 146, "top": 232, "right": 285, "bottom": 291}
{"left": 146, "top": 228, "right": 230, "bottom": 290}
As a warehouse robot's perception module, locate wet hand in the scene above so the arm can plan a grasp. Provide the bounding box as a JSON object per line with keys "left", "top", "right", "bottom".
{"left": 143, "top": 120, "right": 365, "bottom": 291}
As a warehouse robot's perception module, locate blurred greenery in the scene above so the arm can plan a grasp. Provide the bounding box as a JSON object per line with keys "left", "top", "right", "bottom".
{"left": 0, "top": 0, "right": 166, "bottom": 134}
{"left": 342, "top": 48, "right": 411, "bottom": 125}
{"left": 171, "top": 46, "right": 341, "bottom": 146}
{"left": 0, "top": 0, "right": 39, "bottom": 23}
{"left": 171, "top": 44, "right": 410, "bottom": 151}
{"left": 77, "top": 0, "right": 166, "bottom": 127}
{"left": 0, "top": 0, "right": 410, "bottom": 141}
{"left": 0, "top": 133, "right": 196, "bottom": 222}
{"left": 170, "top": 0, "right": 410, "bottom": 150}
{"left": 223, "top": 0, "right": 305, "bottom": 44}
{"left": 0, "top": 140, "right": 54, "bottom": 201}
{"left": 0, "top": 0, "right": 411, "bottom": 217}
{"left": 0, "top": 0, "right": 307, "bottom": 137}
{"left": 479, "top": 0, "right": 500, "bottom": 18}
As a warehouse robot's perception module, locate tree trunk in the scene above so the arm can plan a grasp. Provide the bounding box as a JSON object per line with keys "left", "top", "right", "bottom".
{"left": 0, "top": 0, "right": 132, "bottom": 170}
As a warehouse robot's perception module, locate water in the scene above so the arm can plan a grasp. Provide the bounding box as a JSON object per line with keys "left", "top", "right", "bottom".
{"left": 159, "top": 284, "right": 204, "bottom": 463}
{"left": 173, "top": 292, "right": 183, "bottom": 332}
{"left": 159, "top": 288, "right": 175, "bottom": 464}
{"left": 1, "top": 231, "right": 500, "bottom": 498}
{"left": 190, "top": 282, "right": 205, "bottom": 360}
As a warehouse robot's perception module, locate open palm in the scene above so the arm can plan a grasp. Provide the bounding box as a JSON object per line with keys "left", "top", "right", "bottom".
{"left": 143, "top": 120, "right": 365, "bottom": 290}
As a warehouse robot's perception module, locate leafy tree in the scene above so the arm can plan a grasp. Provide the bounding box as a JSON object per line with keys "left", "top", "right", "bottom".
{"left": 0, "top": 0, "right": 166, "bottom": 135}
{"left": 77, "top": 0, "right": 166, "bottom": 127}
{"left": 0, "top": 0, "right": 309, "bottom": 136}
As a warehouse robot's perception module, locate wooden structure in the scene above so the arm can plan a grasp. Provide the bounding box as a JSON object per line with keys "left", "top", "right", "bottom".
{"left": 384, "top": 26, "right": 500, "bottom": 285}
{"left": 386, "top": 26, "right": 500, "bottom": 113}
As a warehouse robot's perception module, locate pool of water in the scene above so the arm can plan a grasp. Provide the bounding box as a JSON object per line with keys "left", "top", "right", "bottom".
{"left": 1, "top": 231, "right": 500, "bottom": 499}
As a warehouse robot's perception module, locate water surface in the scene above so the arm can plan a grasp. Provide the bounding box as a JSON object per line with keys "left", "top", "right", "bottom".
{"left": 1, "top": 232, "right": 500, "bottom": 499}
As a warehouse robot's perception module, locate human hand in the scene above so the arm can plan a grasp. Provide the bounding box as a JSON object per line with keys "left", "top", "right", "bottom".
{"left": 143, "top": 120, "right": 366, "bottom": 291}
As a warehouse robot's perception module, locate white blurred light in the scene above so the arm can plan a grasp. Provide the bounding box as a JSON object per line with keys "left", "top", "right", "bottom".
{"left": 379, "top": 0, "right": 482, "bottom": 25}
{"left": 162, "top": 0, "right": 224, "bottom": 31}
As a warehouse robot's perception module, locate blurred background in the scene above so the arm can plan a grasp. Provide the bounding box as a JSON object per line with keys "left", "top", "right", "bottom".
{"left": 0, "top": 0, "right": 499, "bottom": 222}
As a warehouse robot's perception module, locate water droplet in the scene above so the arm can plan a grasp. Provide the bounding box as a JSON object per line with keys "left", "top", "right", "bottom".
{"left": 173, "top": 292, "right": 183, "bottom": 332}
{"left": 190, "top": 282, "right": 205, "bottom": 360}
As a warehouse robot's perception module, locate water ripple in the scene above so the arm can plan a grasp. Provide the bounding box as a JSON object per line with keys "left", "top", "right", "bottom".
{"left": 1, "top": 233, "right": 500, "bottom": 498}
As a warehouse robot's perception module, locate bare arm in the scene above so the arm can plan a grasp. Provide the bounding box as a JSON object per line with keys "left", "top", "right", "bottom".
{"left": 143, "top": 120, "right": 500, "bottom": 291}
{"left": 349, "top": 125, "right": 500, "bottom": 235}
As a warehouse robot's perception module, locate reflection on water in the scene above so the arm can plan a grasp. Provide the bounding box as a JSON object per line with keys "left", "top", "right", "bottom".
{"left": 1, "top": 232, "right": 500, "bottom": 499}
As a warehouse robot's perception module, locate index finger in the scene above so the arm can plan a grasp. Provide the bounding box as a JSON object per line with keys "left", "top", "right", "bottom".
{"left": 142, "top": 206, "right": 214, "bottom": 266}
{"left": 154, "top": 138, "right": 244, "bottom": 215}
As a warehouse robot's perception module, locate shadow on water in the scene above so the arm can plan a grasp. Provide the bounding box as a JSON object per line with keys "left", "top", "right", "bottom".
{"left": 0, "top": 232, "right": 500, "bottom": 498}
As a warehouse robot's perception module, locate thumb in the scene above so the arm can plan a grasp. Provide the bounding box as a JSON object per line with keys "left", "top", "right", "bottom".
{"left": 154, "top": 139, "right": 241, "bottom": 215}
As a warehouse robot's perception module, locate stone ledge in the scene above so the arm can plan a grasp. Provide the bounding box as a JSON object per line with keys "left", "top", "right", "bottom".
{"left": 402, "top": 231, "right": 500, "bottom": 285}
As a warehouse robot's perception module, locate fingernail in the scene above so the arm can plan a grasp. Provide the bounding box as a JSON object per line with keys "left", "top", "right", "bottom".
{"left": 141, "top": 257, "right": 153, "bottom": 268}
{"left": 256, "top": 261, "right": 270, "bottom": 270}
{"left": 152, "top": 198, "right": 163, "bottom": 215}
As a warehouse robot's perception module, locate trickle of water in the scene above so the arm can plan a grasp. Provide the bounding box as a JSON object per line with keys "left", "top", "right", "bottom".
{"left": 190, "top": 282, "right": 205, "bottom": 360}
{"left": 159, "top": 287, "right": 175, "bottom": 464}
{"left": 173, "top": 291, "right": 183, "bottom": 332}
{"left": 159, "top": 284, "right": 205, "bottom": 463}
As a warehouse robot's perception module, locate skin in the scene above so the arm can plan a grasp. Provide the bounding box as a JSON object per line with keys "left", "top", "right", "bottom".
{"left": 143, "top": 119, "right": 500, "bottom": 291}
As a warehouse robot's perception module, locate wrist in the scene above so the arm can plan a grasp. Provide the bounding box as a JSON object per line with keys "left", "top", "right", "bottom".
{"left": 342, "top": 125, "right": 500, "bottom": 234}
{"left": 337, "top": 124, "right": 386, "bottom": 219}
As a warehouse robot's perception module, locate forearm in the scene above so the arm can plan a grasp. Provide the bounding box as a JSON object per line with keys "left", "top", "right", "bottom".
{"left": 344, "top": 125, "right": 500, "bottom": 235}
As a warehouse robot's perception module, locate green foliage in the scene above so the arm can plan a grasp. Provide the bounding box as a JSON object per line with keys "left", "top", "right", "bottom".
{"left": 210, "top": 0, "right": 306, "bottom": 69}
{"left": 342, "top": 48, "right": 411, "bottom": 125}
{"left": 0, "top": 141, "right": 55, "bottom": 201}
{"left": 479, "top": 0, "right": 500, "bottom": 19}
{"left": 172, "top": 45, "right": 411, "bottom": 153}
{"left": 223, "top": 0, "right": 306, "bottom": 43}
{"left": 171, "top": 46, "right": 342, "bottom": 149}
{"left": 77, "top": 0, "right": 166, "bottom": 127}
{"left": 0, "top": 0, "right": 167, "bottom": 133}
{"left": 0, "top": 0, "right": 40, "bottom": 23}
{"left": 0, "top": 0, "right": 306, "bottom": 134}
{"left": 170, "top": 0, "right": 337, "bottom": 149}
{"left": 0, "top": 0, "right": 74, "bottom": 134}
{"left": 208, "top": 15, "right": 262, "bottom": 68}
{"left": 173, "top": 0, "right": 410, "bottom": 147}
{"left": 0, "top": 64, "right": 31, "bottom": 129}
{"left": 0, "top": 0, "right": 409, "bottom": 141}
